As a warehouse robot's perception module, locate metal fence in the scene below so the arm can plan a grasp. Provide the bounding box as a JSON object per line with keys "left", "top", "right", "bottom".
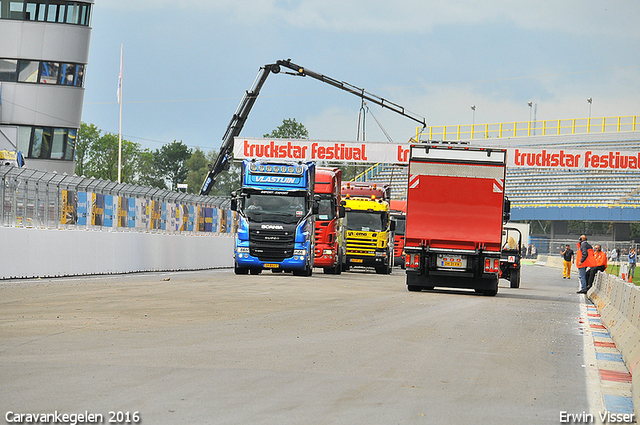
{"left": 418, "top": 115, "right": 640, "bottom": 142}
{"left": 529, "top": 236, "right": 638, "bottom": 261}
{"left": 0, "top": 164, "right": 234, "bottom": 234}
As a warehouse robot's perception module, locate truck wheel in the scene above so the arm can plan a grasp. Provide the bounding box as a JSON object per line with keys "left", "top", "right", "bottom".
{"left": 250, "top": 269, "right": 262, "bottom": 275}
{"left": 294, "top": 263, "right": 312, "bottom": 277}
{"left": 335, "top": 262, "right": 342, "bottom": 275}
{"left": 407, "top": 285, "right": 422, "bottom": 292}
{"left": 482, "top": 277, "right": 499, "bottom": 296}
{"left": 234, "top": 264, "right": 249, "bottom": 275}
{"left": 510, "top": 269, "right": 520, "bottom": 288}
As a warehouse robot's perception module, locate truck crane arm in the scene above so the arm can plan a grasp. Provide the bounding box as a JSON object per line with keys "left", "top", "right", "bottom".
{"left": 200, "top": 59, "right": 426, "bottom": 196}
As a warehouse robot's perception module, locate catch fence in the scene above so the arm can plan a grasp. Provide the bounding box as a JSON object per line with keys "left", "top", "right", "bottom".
{"left": 0, "top": 164, "right": 235, "bottom": 234}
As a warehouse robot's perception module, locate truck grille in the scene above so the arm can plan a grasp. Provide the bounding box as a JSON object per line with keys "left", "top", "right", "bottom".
{"left": 346, "top": 236, "right": 376, "bottom": 256}
{"left": 249, "top": 228, "right": 295, "bottom": 262}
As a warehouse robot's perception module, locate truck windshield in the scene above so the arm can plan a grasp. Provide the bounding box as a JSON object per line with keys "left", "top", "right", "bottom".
{"left": 393, "top": 217, "right": 406, "bottom": 236}
{"left": 315, "top": 199, "right": 335, "bottom": 221}
{"left": 345, "top": 211, "right": 385, "bottom": 232}
{"left": 242, "top": 194, "right": 306, "bottom": 224}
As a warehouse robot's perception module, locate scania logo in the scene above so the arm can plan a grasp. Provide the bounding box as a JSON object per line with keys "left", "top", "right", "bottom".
{"left": 264, "top": 236, "right": 280, "bottom": 240}
{"left": 261, "top": 224, "right": 284, "bottom": 230}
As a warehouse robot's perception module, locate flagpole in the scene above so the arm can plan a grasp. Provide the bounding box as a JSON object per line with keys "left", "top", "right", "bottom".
{"left": 117, "top": 44, "right": 123, "bottom": 183}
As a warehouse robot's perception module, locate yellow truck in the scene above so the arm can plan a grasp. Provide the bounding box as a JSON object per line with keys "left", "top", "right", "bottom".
{"left": 340, "top": 182, "right": 394, "bottom": 274}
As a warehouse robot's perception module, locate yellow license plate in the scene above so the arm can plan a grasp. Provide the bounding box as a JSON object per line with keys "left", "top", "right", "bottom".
{"left": 350, "top": 258, "right": 363, "bottom": 263}
{"left": 443, "top": 261, "right": 462, "bottom": 268}
{"left": 264, "top": 263, "right": 280, "bottom": 268}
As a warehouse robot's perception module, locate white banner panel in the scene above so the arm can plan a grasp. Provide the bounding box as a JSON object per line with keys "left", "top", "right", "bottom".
{"left": 234, "top": 139, "right": 640, "bottom": 171}
{"left": 235, "top": 138, "right": 410, "bottom": 164}
{"left": 508, "top": 148, "right": 640, "bottom": 170}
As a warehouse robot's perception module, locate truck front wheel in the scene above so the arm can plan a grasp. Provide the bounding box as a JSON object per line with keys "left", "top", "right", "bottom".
{"left": 234, "top": 263, "right": 249, "bottom": 275}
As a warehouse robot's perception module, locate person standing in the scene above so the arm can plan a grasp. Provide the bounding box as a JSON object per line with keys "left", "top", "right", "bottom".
{"left": 629, "top": 248, "right": 636, "bottom": 282}
{"left": 576, "top": 235, "right": 596, "bottom": 294}
{"left": 586, "top": 244, "right": 607, "bottom": 290}
{"left": 561, "top": 244, "right": 574, "bottom": 279}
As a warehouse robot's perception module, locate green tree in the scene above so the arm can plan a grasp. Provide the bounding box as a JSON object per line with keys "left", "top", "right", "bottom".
{"left": 82, "top": 131, "right": 150, "bottom": 185}
{"left": 136, "top": 149, "right": 166, "bottom": 189}
{"left": 184, "top": 147, "right": 209, "bottom": 194}
{"left": 154, "top": 141, "right": 191, "bottom": 191}
{"left": 263, "top": 118, "right": 309, "bottom": 139}
{"left": 75, "top": 122, "right": 100, "bottom": 176}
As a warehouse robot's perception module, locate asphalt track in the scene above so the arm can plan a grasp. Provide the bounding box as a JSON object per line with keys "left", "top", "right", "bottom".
{"left": 0, "top": 264, "right": 601, "bottom": 424}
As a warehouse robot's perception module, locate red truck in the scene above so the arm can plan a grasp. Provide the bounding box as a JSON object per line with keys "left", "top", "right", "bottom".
{"left": 389, "top": 200, "right": 406, "bottom": 268}
{"left": 404, "top": 144, "right": 509, "bottom": 296}
{"left": 314, "top": 167, "right": 344, "bottom": 274}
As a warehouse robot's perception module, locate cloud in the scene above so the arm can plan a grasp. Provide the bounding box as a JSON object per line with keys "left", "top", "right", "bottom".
{"left": 98, "top": 0, "right": 640, "bottom": 37}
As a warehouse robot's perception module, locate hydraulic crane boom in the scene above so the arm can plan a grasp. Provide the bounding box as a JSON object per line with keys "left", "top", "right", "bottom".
{"left": 200, "top": 59, "right": 426, "bottom": 195}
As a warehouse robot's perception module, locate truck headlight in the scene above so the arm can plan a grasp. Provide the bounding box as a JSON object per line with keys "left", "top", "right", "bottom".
{"left": 375, "top": 251, "right": 385, "bottom": 257}
{"left": 237, "top": 247, "right": 250, "bottom": 253}
{"left": 294, "top": 249, "right": 307, "bottom": 256}
{"left": 323, "top": 249, "right": 334, "bottom": 255}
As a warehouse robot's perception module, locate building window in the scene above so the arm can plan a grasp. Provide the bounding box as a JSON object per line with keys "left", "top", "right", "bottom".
{"left": 1, "top": 58, "right": 85, "bottom": 86}
{"left": 2, "top": 0, "right": 92, "bottom": 25}
{"left": 0, "top": 59, "right": 18, "bottom": 81}
{"left": 24, "top": 1, "right": 45, "bottom": 21}
{"left": 18, "top": 125, "right": 76, "bottom": 161}
{"left": 66, "top": 128, "right": 76, "bottom": 160}
{"left": 17, "top": 126, "right": 31, "bottom": 153}
{"left": 40, "top": 61, "right": 59, "bottom": 84}
{"left": 50, "top": 128, "right": 66, "bottom": 159}
{"left": 59, "top": 63, "right": 84, "bottom": 86}
{"left": 18, "top": 60, "right": 39, "bottom": 82}
{"left": 0, "top": 0, "right": 24, "bottom": 19}
{"left": 31, "top": 127, "right": 51, "bottom": 159}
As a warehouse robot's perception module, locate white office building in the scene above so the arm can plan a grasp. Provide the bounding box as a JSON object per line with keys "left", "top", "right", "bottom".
{"left": 0, "top": 0, "right": 93, "bottom": 174}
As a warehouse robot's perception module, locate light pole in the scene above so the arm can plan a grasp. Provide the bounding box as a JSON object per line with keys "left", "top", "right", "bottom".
{"left": 587, "top": 98, "right": 593, "bottom": 118}
{"left": 528, "top": 101, "right": 533, "bottom": 122}
{"left": 470, "top": 105, "right": 476, "bottom": 139}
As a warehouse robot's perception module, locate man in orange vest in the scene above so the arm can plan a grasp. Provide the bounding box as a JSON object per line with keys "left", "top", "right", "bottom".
{"left": 576, "top": 235, "right": 596, "bottom": 294}
{"left": 586, "top": 244, "right": 607, "bottom": 290}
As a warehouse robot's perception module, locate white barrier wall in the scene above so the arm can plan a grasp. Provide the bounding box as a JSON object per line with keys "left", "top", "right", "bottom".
{"left": 589, "top": 272, "right": 640, "bottom": 420}
{"left": 0, "top": 227, "right": 234, "bottom": 279}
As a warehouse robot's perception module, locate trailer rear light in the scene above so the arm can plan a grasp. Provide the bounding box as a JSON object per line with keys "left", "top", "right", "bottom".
{"left": 406, "top": 254, "right": 419, "bottom": 268}
{"left": 484, "top": 258, "right": 500, "bottom": 273}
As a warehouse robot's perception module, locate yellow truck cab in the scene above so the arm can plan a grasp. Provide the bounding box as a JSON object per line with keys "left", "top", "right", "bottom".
{"left": 340, "top": 182, "right": 394, "bottom": 274}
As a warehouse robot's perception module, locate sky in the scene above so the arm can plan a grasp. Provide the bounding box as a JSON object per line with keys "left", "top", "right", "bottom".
{"left": 81, "top": 0, "right": 640, "bottom": 153}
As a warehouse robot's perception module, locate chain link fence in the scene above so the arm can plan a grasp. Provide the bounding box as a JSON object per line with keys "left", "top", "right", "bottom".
{"left": 1, "top": 164, "right": 234, "bottom": 234}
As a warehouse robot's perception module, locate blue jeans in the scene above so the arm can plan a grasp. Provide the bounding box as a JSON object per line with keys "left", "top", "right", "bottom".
{"left": 578, "top": 267, "right": 588, "bottom": 291}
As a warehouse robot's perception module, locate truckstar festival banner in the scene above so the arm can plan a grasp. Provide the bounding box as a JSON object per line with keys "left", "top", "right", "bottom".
{"left": 235, "top": 138, "right": 640, "bottom": 171}
{"left": 235, "top": 137, "right": 410, "bottom": 164}
{"left": 507, "top": 148, "right": 640, "bottom": 170}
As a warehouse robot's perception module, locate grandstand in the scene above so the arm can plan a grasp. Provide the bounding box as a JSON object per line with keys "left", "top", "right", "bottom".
{"left": 352, "top": 119, "right": 640, "bottom": 223}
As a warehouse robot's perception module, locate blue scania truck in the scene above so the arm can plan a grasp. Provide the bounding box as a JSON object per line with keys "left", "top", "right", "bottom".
{"left": 231, "top": 159, "right": 317, "bottom": 276}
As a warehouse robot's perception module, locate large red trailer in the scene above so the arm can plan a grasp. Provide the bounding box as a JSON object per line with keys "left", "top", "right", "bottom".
{"left": 404, "top": 144, "right": 509, "bottom": 296}
{"left": 314, "top": 167, "right": 344, "bottom": 274}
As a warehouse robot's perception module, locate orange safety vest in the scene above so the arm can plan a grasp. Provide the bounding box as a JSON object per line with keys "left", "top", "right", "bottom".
{"left": 576, "top": 241, "right": 596, "bottom": 268}
{"left": 594, "top": 251, "right": 607, "bottom": 268}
